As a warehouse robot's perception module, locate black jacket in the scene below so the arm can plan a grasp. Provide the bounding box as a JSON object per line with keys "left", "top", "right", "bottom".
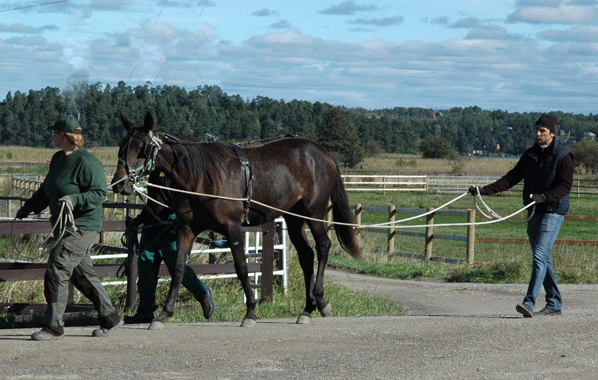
{"left": 482, "top": 140, "right": 574, "bottom": 215}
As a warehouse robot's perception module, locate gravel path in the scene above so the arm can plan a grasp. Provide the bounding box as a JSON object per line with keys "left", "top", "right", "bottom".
{"left": 1, "top": 270, "right": 597, "bottom": 380}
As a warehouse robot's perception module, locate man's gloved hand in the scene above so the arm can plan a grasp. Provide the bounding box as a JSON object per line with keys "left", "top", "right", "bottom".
{"left": 58, "top": 195, "right": 73, "bottom": 209}
{"left": 468, "top": 186, "right": 487, "bottom": 196}
{"left": 531, "top": 194, "right": 547, "bottom": 203}
{"left": 15, "top": 207, "right": 29, "bottom": 219}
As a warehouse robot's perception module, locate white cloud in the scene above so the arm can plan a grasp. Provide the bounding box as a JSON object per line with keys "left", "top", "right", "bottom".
{"left": 539, "top": 25, "right": 598, "bottom": 41}
{"left": 508, "top": 5, "right": 598, "bottom": 24}
{"left": 319, "top": 1, "right": 378, "bottom": 15}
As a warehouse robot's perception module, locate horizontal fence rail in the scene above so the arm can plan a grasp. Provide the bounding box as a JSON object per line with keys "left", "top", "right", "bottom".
{"left": 0, "top": 195, "right": 288, "bottom": 317}
{"left": 340, "top": 204, "right": 598, "bottom": 265}
{"left": 341, "top": 175, "right": 427, "bottom": 192}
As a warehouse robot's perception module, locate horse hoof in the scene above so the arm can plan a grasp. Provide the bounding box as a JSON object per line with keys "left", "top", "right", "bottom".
{"left": 240, "top": 318, "right": 257, "bottom": 328}
{"left": 319, "top": 302, "right": 332, "bottom": 317}
{"left": 148, "top": 320, "right": 164, "bottom": 330}
{"left": 296, "top": 314, "right": 311, "bottom": 325}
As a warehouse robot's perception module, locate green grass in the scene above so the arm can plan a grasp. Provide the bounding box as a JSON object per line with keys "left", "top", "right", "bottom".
{"left": 0, "top": 255, "right": 405, "bottom": 329}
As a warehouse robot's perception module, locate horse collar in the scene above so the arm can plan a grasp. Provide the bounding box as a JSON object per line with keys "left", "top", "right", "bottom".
{"left": 232, "top": 144, "right": 253, "bottom": 225}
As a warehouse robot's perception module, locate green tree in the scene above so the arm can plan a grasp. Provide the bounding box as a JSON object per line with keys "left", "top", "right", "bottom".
{"left": 318, "top": 107, "right": 364, "bottom": 168}
{"left": 569, "top": 139, "right": 598, "bottom": 174}
{"left": 420, "top": 135, "right": 454, "bottom": 159}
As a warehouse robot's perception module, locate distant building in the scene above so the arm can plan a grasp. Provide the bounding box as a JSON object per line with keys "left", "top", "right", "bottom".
{"left": 584, "top": 132, "right": 596, "bottom": 141}
{"left": 472, "top": 150, "right": 483, "bottom": 156}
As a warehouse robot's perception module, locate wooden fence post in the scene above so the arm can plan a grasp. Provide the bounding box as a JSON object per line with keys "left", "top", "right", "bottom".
{"left": 355, "top": 203, "right": 362, "bottom": 226}
{"left": 467, "top": 209, "right": 475, "bottom": 265}
{"left": 260, "top": 220, "right": 275, "bottom": 301}
{"left": 388, "top": 205, "right": 396, "bottom": 254}
{"left": 355, "top": 203, "right": 362, "bottom": 246}
{"left": 425, "top": 207, "right": 434, "bottom": 261}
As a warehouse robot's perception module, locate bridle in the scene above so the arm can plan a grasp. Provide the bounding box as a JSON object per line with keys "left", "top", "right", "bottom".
{"left": 118, "top": 128, "right": 163, "bottom": 185}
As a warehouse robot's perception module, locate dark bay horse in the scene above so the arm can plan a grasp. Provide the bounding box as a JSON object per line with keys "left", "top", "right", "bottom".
{"left": 111, "top": 112, "right": 360, "bottom": 328}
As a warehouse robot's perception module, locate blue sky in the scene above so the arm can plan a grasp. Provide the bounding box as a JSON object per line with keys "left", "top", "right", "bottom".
{"left": 1, "top": 0, "right": 598, "bottom": 114}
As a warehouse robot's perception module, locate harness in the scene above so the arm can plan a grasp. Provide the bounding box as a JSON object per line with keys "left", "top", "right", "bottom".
{"left": 120, "top": 128, "right": 255, "bottom": 224}
{"left": 232, "top": 144, "right": 253, "bottom": 225}
{"left": 119, "top": 130, "right": 163, "bottom": 184}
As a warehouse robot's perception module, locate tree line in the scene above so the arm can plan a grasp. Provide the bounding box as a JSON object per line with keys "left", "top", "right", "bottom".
{"left": 1, "top": 82, "right": 597, "bottom": 168}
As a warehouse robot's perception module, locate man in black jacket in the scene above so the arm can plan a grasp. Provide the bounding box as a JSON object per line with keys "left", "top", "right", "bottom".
{"left": 470, "top": 114, "right": 574, "bottom": 318}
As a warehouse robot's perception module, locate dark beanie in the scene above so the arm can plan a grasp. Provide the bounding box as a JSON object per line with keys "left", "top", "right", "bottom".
{"left": 535, "top": 114, "right": 558, "bottom": 135}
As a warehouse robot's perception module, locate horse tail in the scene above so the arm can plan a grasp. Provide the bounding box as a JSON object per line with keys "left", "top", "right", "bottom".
{"left": 330, "top": 166, "right": 361, "bottom": 259}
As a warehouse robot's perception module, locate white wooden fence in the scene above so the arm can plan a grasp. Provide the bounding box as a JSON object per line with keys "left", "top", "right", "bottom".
{"left": 341, "top": 175, "right": 428, "bottom": 192}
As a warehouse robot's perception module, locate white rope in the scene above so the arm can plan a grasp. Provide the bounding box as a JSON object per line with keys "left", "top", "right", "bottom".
{"left": 10, "top": 200, "right": 77, "bottom": 260}
{"left": 138, "top": 180, "right": 534, "bottom": 229}
{"left": 107, "top": 176, "right": 127, "bottom": 189}
{"left": 132, "top": 184, "right": 172, "bottom": 210}
{"left": 472, "top": 186, "right": 533, "bottom": 225}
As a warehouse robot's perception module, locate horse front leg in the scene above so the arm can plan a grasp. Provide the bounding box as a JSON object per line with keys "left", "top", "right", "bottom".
{"left": 149, "top": 229, "right": 194, "bottom": 330}
{"left": 228, "top": 228, "right": 258, "bottom": 327}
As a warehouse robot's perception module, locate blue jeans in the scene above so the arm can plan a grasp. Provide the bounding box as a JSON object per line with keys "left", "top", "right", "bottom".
{"left": 523, "top": 212, "right": 564, "bottom": 310}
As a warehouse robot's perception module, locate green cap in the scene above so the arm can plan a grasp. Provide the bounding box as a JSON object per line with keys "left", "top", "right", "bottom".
{"left": 48, "top": 115, "right": 82, "bottom": 134}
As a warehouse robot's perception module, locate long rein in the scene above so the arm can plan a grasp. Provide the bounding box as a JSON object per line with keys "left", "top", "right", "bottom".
{"left": 134, "top": 180, "right": 536, "bottom": 229}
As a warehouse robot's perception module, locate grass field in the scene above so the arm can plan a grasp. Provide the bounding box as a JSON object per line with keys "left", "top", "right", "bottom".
{"left": 0, "top": 145, "right": 518, "bottom": 176}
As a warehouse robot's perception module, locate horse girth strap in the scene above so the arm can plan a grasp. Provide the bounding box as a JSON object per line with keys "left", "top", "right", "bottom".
{"left": 232, "top": 144, "right": 253, "bottom": 224}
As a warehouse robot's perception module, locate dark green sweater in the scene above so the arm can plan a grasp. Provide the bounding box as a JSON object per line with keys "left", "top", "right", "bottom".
{"left": 23, "top": 148, "right": 107, "bottom": 231}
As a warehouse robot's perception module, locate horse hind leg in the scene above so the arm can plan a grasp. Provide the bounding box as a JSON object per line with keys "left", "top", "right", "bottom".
{"left": 285, "top": 216, "right": 320, "bottom": 324}
{"left": 306, "top": 218, "right": 332, "bottom": 318}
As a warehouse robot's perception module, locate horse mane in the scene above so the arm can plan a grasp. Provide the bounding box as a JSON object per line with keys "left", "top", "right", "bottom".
{"left": 158, "top": 129, "right": 237, "bottom": 190}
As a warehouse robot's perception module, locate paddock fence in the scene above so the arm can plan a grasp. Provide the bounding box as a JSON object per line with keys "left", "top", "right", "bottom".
{"left": 0, "top": 195, "right": 288, "bottom": 318}
{"left": 339, "top": 174, "right": 598, "bottom": 196}
{"left": 325, "top": 204, "right": 598, "bottom": 266}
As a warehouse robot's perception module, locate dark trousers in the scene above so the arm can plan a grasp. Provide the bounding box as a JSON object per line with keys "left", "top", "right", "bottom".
{"left": 42, "top": 228, "right": 120, "bottom": 335}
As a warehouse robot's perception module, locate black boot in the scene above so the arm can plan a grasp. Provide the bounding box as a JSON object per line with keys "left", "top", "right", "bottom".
{"left": 124, "top": 309, "right": 154, "bottom": 324}
{"left": 198, "top": 287, "right": 215, "bottom": 320}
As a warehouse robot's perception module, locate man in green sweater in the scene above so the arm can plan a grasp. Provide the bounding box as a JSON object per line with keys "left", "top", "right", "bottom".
{"left": 16, "top": 115, "right": 122, "bottom": 340}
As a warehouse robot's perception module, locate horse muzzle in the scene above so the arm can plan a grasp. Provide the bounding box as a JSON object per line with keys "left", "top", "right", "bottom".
{"left": 110, "top": 175, "right": 134, "bottom": 195}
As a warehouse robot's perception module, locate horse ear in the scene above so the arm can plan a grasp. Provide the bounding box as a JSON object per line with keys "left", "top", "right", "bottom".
{"left": 120, "top": 113, "right": 134, "bottom": 131}
{"left": 143, "top": 112, "right": 154, "bottom": 133}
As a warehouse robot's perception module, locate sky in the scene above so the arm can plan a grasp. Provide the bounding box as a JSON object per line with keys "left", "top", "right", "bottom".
{"left": 1, "top": 0, "right": 598, "bottom": 115}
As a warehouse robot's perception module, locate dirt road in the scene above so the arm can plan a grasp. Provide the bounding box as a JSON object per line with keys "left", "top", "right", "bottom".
{"left": 1, "top": 270, "right": 597, "bottom": 380}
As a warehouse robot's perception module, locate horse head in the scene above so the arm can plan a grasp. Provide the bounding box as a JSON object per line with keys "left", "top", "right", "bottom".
{"left": 111, "top": 111, "right": 162, "bottom": 195}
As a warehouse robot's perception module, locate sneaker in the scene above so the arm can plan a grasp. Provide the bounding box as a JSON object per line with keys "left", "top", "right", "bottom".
{"left": 200, "top": 287, "right": 215, "bottom": 320}
{"left": 516, "top": 303, "right": 533, "bottom": 318}
{"left": 534, "top": 306, "right": 562, "bottom": 316}
{"left": 92, "top": 318, "right": 124, "bottom": 337}
{"left": 123, "top": 309, "right": 154, "bottom": 324}
{"left": 31, "top": 329, "right": 64, "bottom": 341}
